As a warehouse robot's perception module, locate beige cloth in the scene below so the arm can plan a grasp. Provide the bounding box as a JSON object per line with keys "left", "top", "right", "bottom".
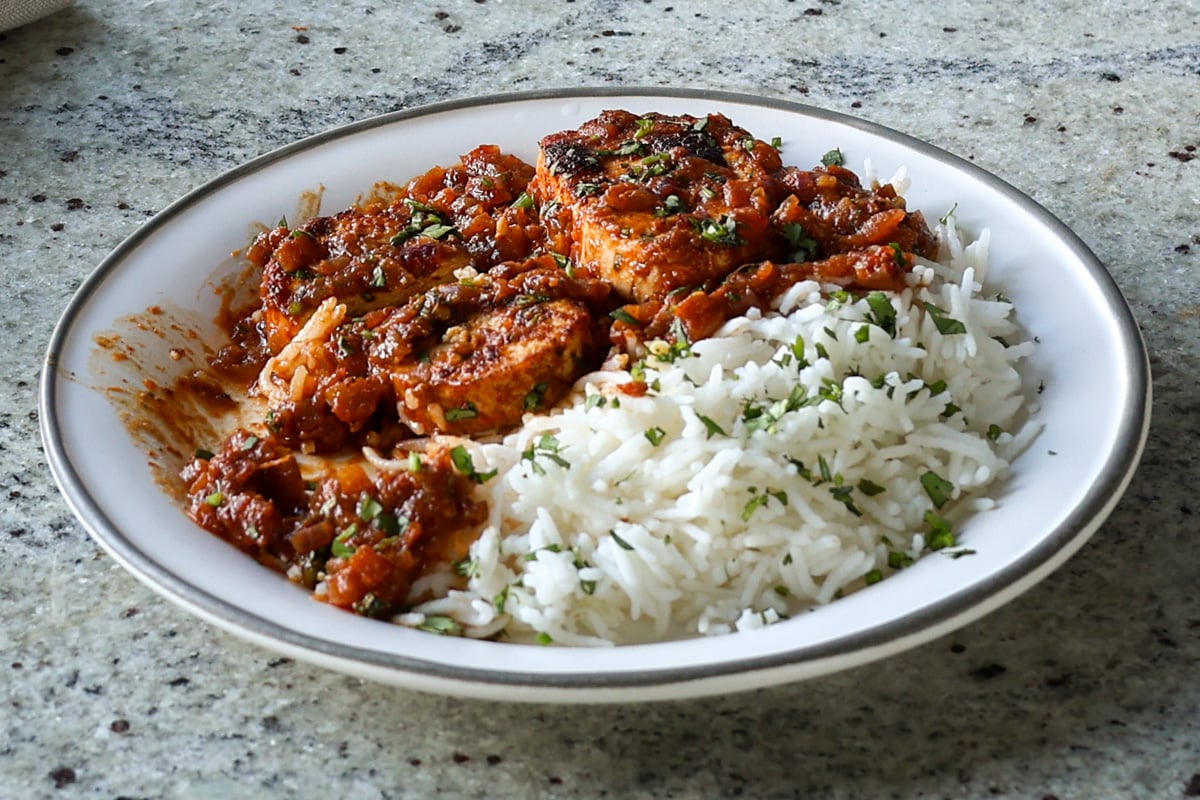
{"left": 0, "top": 0, "right": 73, "bottom": 32}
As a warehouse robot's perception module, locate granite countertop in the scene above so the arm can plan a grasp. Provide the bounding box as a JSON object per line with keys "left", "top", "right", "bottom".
{"left": 3, "top": 1, "right": 1198, "bottom": 797}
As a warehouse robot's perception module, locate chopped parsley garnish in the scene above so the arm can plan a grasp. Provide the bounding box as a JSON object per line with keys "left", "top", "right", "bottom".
{"left": 781, "top": 222, "right": 820, "bottom": 262}
{"left": 609, "top": 530, "right": 635, "bottom": 551}
{"left": 920, "top": 470, "right": 954, "bottom": 508}
{"left": 925, "top": 302, "right": 967, "bottom": 335}
{"left": 449, "top": 445, "right": 497, "bottom": 484}
{"left": 493, "top": 585, "right": 509, "bottom": 614}
{"left": 655, "top": 193, "right": 686, "bottom": 217}
{"left": 551, "top": 251, "right": 574, "bottom": 278}
{"left": 610, "top": 308, "right": 640, "bottom": 326}
{"left": 693, "top": 215, "right": 743, "bottom": 245}
{"left": 742, "top": 488, "right": 788, "bottom": 521}
{"left": 370, "top": 264, "right": 387, "bottom": 288}
{"left": 987, "top": 423, "right": 1003, "bottom": 441}
{"left": 523, "top": 382, "right": 549, "bottom": 411}
{"left": 521, "top": 434, "right": 571, "bottom": 475}
{"left": 821, "top": 148, "right": 845, "bottom": 167}
{"left": 644, "top": 426, "right": 667, "bottom": 446}
{"left": 524, "top": 544, "right": 563, "bottom": 562}
{"left": 697, "top": 414, "right": 727, "bottom": 439}
{"left": 790, "top": 334, "right": 809, "bottom": 367}
{"left": 857, "top": 479, "right": 886, "bottom": 496}
{"left": 829, "top": 483, "right": 861, "bottom": 517}
{"left": 331, "top": 525, "right": 357, "bottom": 558}
{"left": 742, "top": 384, "right": 817, "bottom": 434}
{"left": 924, "top": 510, "right": 956, "bottom": 550}
{"left": 445, "top": 403, "right": 478, "bottom": 422}
{"left": 418, "top": 615, "right": 463, "bottom": 636}
{"left": 653, "top": 317, "right": 693, "bottom": 363}
{"left": 390, "top": 202, "right": 459, "bottom": 246}
{"left": 864, "top": 291, "right": 897, "bottom": 336}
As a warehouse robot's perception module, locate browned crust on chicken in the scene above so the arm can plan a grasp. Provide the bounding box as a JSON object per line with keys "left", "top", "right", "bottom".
{"left": 248, "top": 145, "right": 542, "bottom": 353}
{"left": 531, "top": 109, "right": 790, "bottom": 303}
{"left": 254, "top": 261, "right": 612, "bottom": 451}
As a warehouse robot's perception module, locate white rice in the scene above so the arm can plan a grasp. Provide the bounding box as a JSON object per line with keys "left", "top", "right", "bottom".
{"left": 409, "top": 210, "right": 1040, "bottom": 646}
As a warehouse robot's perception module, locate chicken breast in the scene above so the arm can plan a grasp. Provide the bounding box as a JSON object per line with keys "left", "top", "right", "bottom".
{"left": 248, "top": 145, "right": 542, "bottom": 353}
{"left": 254, "top": 262, "right": 610, "bottom": 450}
{"left": 532, "top": 110, "right": 790, "bottom": 303}
{"left": 366, "top": 265, "right": 609, "bottom": 437}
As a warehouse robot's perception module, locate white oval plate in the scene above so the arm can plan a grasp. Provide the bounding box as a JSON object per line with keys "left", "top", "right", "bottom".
{"left": 40, "top": 89, "right": 1150, "bottom": 703}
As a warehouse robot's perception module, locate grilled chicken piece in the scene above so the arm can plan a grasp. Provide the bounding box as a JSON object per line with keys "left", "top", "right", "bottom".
{"left": 248, "top": 145, "right": 542, "bottom": 353}
{"left": 532, "top": 110, "right": 789, "bottom": 303}
{"left": 366, "top": 264, "right": 610, "bottom": 436}
{"left": 255, "top": 260, "right": 611, "bottom": 450}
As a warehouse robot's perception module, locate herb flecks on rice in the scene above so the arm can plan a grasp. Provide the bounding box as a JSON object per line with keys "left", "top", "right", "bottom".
{"left": 418, "top": 217, "right": 1039, "bottom": 645}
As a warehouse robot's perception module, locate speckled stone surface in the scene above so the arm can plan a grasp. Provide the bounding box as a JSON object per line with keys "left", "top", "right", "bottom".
{"left": 2, "top": 1, "right": 1198, "bottom": 798}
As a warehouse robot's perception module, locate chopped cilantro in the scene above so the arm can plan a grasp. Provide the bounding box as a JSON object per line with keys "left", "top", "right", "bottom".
{"left": 821, "top": 148, "right": 845, "bottom": 167}
{"left": 697, "top": 414, "right": 727, "bottom": 439}
{"left": 920, "top": 471, "right": 954, "bottom": 508}
{"left": 445, "top": 403, "right": 478, "bottom": 422}
{"left": 609, "top": 530, "right": 635, "bottom": 551}
{"left": 331, "top": 525, "right": 357, "bottom": 558}
{"left": 449, "top": 445, "right": 497, "bottom": 484}
{"left": 644, "top": 426, "right": 667, "bottom": 446}
{"left": 925, "top": 302, "right": 967, "bottom": 335}
{"left": 418, "top": 615, "right": 463, "bottom": 636}
{"left": 781, "top": 222, "right": 820, "bottom": 262}
{"left": 693, "top": 215, "right": 743, "bottom": 245}
{"left": 924, "top": 510, "right": 956, "bottom": 550}
{"left": 864, "top": 291, "right": 897, "bottom": 336}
